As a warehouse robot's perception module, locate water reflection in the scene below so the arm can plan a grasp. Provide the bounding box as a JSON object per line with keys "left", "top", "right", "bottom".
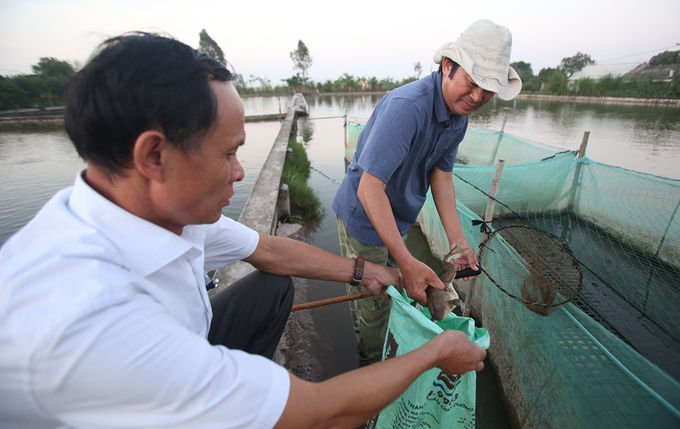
{"left": 469, "top": 97, "right": 680, "bottom": 179}
{"left": 299, "top": 119, "right": 314, "bottom": 144}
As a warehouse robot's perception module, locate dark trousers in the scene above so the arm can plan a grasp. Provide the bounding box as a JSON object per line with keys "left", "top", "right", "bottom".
{"left": 208, "top": 270, "right": 294, "bottom": 360}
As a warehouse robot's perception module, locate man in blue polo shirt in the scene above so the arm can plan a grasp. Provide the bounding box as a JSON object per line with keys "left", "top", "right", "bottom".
{"left": 332, "top": 19, "right": 522, "bottom": 364}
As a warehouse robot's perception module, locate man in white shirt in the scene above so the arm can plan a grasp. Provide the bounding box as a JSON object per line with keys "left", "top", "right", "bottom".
{"left": 0, "top": 33, "right": 486, "bottom": 428}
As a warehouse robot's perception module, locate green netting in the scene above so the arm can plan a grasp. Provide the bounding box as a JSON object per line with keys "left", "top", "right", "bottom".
{"left": 411, "top": 129, "right": 680, "bottom": 428}
{"left": 456, "top": 129, "right": 573, "bottom": 166}
{"left": 346, "top": 122, "right": 680, "bottom": 426}
{"left": 345, "top": 121, "right": 363, "bottom": 163}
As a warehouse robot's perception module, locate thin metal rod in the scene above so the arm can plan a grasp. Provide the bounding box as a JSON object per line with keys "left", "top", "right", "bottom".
{"left": 291, "top": 291, "right": 371, "bottom": 312}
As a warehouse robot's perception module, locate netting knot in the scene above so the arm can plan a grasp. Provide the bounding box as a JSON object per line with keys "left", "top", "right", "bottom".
{"left": 472, "top": 220, "right": 492, "bottom": 234}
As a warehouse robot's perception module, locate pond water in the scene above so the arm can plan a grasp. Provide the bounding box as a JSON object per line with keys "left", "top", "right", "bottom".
{"left": 4, "top": 95, "right": 678, "bottom": 248}
{"left": 1, "top": 93, "right": 679, "bottom": 426}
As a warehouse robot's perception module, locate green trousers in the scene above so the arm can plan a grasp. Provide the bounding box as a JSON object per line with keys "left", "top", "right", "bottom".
{"left": 336, "top": 217, "right": 406, "bottom": 364}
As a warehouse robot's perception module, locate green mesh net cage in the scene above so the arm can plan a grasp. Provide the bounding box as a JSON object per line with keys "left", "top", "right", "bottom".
{"left": 347, "top": 123, "right": 680, "bottom": 428}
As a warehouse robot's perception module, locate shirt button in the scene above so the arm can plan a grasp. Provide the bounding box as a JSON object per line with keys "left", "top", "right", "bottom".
{"left": 444, "top": 120, "right": 450, "bottom": 127}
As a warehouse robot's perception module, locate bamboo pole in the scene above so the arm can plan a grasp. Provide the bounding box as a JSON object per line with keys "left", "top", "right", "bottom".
{"left": 462, "top": 159, "right": 505, "bottom": 317}
{"left": 291, "top": 291, "right": 372, "bottom": 312}
{"left": 578, "top": 131, "right": 590, "bottom": 159}
{"left": 343, "top": 104, "right": 348, "bottom": 150}
{"left": 567, "top": 131, "right": 591, "bottom": 212}
{"left": 489, "top": 114, "right": 508, "bottom": 164}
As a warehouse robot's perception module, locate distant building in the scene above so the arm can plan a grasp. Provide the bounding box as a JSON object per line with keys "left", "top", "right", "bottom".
{"left": 569, "top": 63, "right": 644, "bottom": 81}
{"left": 569, "top": 62, "right": 677, "bottom": 83}
{"left": 625, "top": 64, "right": 677, "bottom": 83}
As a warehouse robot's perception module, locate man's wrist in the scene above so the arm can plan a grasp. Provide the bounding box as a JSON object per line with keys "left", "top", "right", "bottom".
{"left": 349, "top": 256, "right": 364, "bottom": 286}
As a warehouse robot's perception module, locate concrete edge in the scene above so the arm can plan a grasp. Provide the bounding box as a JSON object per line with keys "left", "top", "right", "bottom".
{"left": 211, "top": 108, "right": 297, "bottom": 293}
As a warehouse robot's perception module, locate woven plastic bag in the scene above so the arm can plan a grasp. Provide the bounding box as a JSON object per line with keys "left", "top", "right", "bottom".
{"left": 364, "top": 286, "right": 490, "bottom": 429}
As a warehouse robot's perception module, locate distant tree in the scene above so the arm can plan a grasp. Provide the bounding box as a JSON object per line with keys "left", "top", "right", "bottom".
{"left": 316, "top": 80, "right": 334, "bottom": 93}
{"left": 379, "top": 77, "right": 398, "bottom": 91}
{"left": 398, "top": 76, "right": 417, "bottom": 86}
{"left": 32, "top": 57, "right": 75, "bottom": 80}
{"left": 560, "top": 52, "right": 595, "bottom": 77}
{"left": 414, "top": 62, "right": 423, "bottom": 79}
{"left": 284, "top": 74, "right": 304, "bottom": 88}
{"left": 232, "top": 73, "right": 247, "bottom": 92}
{"left": 30, "top": 57, "right": 76, "bottom": 106}
{"left": 335, "top": 73, "right": 359, "bottom": 92}
{"left": 0, "top": 74, "right": 44, "bottom": 109}
{"left": 545, "top": 69, "right": 568, "bottom": 93}
{"left": 538, "top": 67, "right": 558, "bottom": 84}
{"left": 198, "top": 29, "right": 226, "bottom": 65}
{"left": 510, "top": 61, "right": 534, "bottom": 82}
{"left": 249, "top": 75, "right": 271, "bottom": 92}
{"left": 649, "top": 50, "right": 680, "bottom": 66}
{"left": 290, "top": 40, "right": 313, "bottom": 88}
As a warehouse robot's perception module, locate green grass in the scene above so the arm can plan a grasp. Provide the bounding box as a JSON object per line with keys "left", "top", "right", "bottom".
{"left": 281, "top": 139, "right": 322, "bottom": 221}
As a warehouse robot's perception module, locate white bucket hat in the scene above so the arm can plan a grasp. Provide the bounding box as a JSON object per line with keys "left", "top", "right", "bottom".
{"left": 433, "top": 19, "right": 522, "bottom": 100}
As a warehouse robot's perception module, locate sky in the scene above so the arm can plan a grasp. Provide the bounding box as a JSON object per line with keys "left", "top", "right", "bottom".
{"left": 1, "top": 0, "right": 679, "bottom": 86}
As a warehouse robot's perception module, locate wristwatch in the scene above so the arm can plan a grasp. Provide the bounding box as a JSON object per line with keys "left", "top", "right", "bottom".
{"left": 349, "top": 256, "right": 364, "bottom": 286}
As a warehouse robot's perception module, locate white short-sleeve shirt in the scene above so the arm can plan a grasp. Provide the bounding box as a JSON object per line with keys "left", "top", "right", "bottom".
{"left": 0, "top": 173, "right": 291, "bottom": 428}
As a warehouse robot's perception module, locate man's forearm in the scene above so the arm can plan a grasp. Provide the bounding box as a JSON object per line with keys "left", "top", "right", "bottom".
{"left": 276, "top": 339, "right": 437, "bottom": 428}
{"left": 275, "top": 330, "right": 485, "bottom": 428}
{"left": 245, "top": 235, "right": 355, "bottom": 281}
{"left": 244, "top": 234, "right": 396, "bottom": 291}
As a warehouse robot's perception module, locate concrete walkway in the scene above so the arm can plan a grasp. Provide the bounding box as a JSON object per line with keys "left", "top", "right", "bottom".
{"left": 211, "top": 107, "right": 296, "bottom": 293}
{"left": 209, "top": 107, "right": 323, "bottom": 376}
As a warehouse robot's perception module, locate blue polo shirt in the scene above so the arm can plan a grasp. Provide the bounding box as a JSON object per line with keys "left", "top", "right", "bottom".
{"left": 332, "top": 71, "right": 468, "bottom": 246}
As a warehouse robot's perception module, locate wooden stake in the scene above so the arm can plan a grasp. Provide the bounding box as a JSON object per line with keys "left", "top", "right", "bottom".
{"left": 463, "top": 159, "right": 505, "bottom": 317}
{"left": 343, "top": 104, "right": 348, "bottom": 150}
{"left": 567, "top": 131, "right": 591, "bottom": 212}
{"left": 578, "top": 131, "right": 590, "bottom": 159}
{"left": 291, "top": 291, "right": 372, "bottom": 312}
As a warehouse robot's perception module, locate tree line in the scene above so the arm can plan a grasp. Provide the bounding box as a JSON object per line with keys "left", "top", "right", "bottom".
{"left": 0, "top": 57, "right": 75, "bottom": 110}
{"left": 510, "top": 51, "right": 680, "bottom": 99}
{"left": 2, "top": 32, "right": 679, "bottom": 111}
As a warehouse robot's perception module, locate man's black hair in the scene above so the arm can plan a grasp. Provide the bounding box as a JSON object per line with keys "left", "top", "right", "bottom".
{"left": 438, "top": 57, "right": 460, "bottom": 79}
{"left": 64, "top": 32, "right": 233, "bottom": 176}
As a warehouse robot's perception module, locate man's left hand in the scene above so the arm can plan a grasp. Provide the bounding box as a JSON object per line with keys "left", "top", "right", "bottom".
{"left": 361, "top": 262, "right": 402, "bottom": 300}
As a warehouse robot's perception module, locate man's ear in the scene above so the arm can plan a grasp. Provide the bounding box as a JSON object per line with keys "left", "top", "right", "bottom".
{"left": 132, "top": 130, "right": 168, "bottom": 182}
{"left": 442, "top": 58, "right": 452, "bottom": 78}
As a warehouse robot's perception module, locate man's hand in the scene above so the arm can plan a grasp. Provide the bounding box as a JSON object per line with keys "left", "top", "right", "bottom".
{"left": 451, "top": 241, "right": 479, "bottom": 281}
{"left": 399, "top": 256, "right": 445, "bottom": 304}
{"left": 361, "top": 262, "right": 402, "bottom": 300}
{"left": 429, "top": 330, "right": 486, "bottom": 374}
{"left": 276, "top": 317, "right": 486, "bottom": 429}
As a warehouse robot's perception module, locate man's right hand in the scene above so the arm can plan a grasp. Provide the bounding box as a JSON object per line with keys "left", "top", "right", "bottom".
{"left": 429, "top": 330, "right": 486, "bottom": 374}
{"left": 275, "top": 320, "right": 486, "bottom": 429}
{"left": 399, "top": 256, "right": 446, "bottom": 304}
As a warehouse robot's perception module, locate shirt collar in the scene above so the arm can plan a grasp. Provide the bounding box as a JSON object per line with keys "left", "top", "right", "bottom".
{"left": 68, "top": 171, "right": 196, "bottom": 277}
{"left": 432, "top": 70, "right": 467, "bottom": 128}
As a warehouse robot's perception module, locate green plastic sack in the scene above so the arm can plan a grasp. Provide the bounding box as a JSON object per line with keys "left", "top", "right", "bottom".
{"left": 364, "top": 286, "right": 490, "bottom": 429}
